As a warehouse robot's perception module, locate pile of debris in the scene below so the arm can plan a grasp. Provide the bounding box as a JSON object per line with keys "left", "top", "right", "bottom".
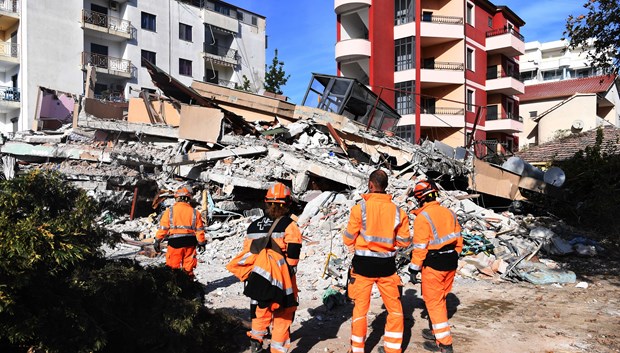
{"left": 0, "top": 63, "right": 598, "bottom": 296}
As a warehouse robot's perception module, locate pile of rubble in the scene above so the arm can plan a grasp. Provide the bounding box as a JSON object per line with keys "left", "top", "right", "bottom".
{"left": 0, "top": 64, "right": 599, "bottom": 296}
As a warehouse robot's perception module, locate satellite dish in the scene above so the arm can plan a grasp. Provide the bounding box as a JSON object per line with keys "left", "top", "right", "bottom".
{"left": 544, "top": 167, "right": 566, "bottom": 187}
{"left": 572, "top": 120, "right": 584, "bottom": 130}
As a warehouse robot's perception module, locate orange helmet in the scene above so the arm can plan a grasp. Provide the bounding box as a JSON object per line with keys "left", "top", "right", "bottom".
{"left": 265, "top": 182, "right": 291, "bottom": 204}
{"left": 174, "top": 186, "right": 193, "bottom": 198}
{"left": 412, "top": 180, "right": 438, "bottom": 201}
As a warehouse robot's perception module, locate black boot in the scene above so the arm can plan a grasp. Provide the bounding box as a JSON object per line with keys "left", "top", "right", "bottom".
{"left": 422, "top": 328, "right": 435, "bottom": 341}
{"left": 250, "top": 338, "right": 266, "bottom": 353}
{"left": 423, "top": 341, "right": 454, "bottom": 353}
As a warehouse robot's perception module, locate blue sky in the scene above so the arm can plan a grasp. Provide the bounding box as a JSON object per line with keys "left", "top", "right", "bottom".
{"left": 232, "top": 0, "right": 588, "bottom": 104}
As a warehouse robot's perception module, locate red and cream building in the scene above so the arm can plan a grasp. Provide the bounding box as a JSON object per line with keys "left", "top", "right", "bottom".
{"left": 334, "top": 0, "right": 525, "bottom": 155}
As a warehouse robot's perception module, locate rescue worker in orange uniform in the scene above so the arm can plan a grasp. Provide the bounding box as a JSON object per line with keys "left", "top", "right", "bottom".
{"left": 230, "top": 182, "right": 302, "bottom": 353}
{"left": 408, "top": 180, "right": 463, "bottom": 353}
{"left": 154, "top": 186, "right": 207, "bottom": 278}
{"left": 344, "top": 169, "right": 411, "bottom": 353}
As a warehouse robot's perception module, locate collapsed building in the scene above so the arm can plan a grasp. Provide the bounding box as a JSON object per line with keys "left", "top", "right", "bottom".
{"left": 0, "top": 60, "right": 596, "bottom": 291}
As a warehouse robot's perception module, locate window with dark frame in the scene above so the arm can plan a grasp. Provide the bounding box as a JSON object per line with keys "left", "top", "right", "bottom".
{"left": 466, "top": 47, "right": 474, "bottom": 71}
{"left": 466, "top": 89, "right": 474, "bottom": 112}
{"left": 251, "top": 16, "right": 258, "bottom": 26}
{"left": 488, "top": 17, "right": 493, "bottom": 27}
{"left": 395, "top": 81, "right": 415, "bottom": 115}
{"left": 395, "top": 0, "right": 414, "bottom": 25}
{"left": 179, "top": 58, "right": 192, "bottom": 76}
{"left": 395, "top": 36, "right": 414, "bottom": 71}
{"left": 394, "top": 125, "right": 415, "bottom": 144}
{"left": 179, "top": 23, "right": 192, "bottom": 42}
{"left": 141, "top": 12, "right": 156, "bottom": 31}
{"left": 141, "top": 50, "right": 156, "bottom": 66}
{"left": 466, "top": 3, "right": 473, "bottom": 25}
{"left": 215, "top": 3, "right": 230, "bottom": 16}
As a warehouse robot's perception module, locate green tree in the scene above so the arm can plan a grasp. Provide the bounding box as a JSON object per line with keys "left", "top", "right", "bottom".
{"left": 564, "top": 0, "right": 620, "bottom": 74}
{"left": 264, "top": 49, "right": 290, "bottom": 95}
{"left": 0, "top": 171, "right": 241, "bottom": 353}
{"left": 234, "top": 74, "right": 252, "bottom": 92}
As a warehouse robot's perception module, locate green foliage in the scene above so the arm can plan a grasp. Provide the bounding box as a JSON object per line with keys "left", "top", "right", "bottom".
{"left": 541, "top": 128, "right": 620, "bottom": 242}
{"left": 564, "top": 0, "right": 620, "bottom": 74}
{"left": 234, "top": 75, "right": 253, "bottom": 92}
{"left": 264, "top": 49, "right": 290, "bottom": 95}
{"left": 0, "top": 171, "right": 241, "bottom": 353}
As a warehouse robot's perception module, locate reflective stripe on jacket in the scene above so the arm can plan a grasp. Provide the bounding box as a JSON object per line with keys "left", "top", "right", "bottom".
{"left": 155, "top": 202, "right": 206, "bottom": 243}
{"left": 410, "top": 201, "right": 462, "bottom": 271}
{"left": 344, "top": 193, "right": 411, "bottom": 257}
{"left": 227, "top": 216, "right": 302, "bottom": 309}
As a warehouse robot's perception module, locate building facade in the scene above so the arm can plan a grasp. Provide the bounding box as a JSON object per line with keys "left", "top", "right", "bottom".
{"left": 334, "top": 0, "right": 525, "bottom": 155}
{"left": 520, "top": 39, "right": 603, "bottom": 85}
{"left": 518, "top": 74, "right": 620, "bottom": 148}
{"left": 1, "top": 0, "right": 266, "bottom": 134}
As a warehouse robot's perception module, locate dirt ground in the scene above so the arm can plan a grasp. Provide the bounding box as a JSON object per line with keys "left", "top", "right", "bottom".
{"left": 202, "top": 253, "right": 620, "bottom": 353}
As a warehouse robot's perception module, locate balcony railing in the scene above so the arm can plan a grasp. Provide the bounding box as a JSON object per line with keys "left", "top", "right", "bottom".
{"left": 0, "top": 42, "right": 18, "bottom": 59}
{"left": 486, "top": 69, "right": 522, "bottom": 81}
{"left": 0, "top": 0, "right": 18, "bottom": 14}
{"left": 486, "top": 27, "right": 524, "bottom": 42}
{"left": 487, "top": 112, "right": 522, "bottom": 122}
{"left": 82, "top": 9, "right": 132, "bottom": 36}
{"left": 421, "top": 14, "right": 463, "bottom": 25}
{"left": 203, "top": 43, "right": 238, "bottom": 60}
{"left": 422, "top": 107, "right": 465, "bottom": 115}
{"left": 507, "top": 112, "right": 522, "bottom": 122}
{"left": 82, "top": 52, "right": 131, "bottom": 75}
{"left": 0, "top": 86, "right": 19, "bottom": 102}
{"left": 422, "top": 61, "right": 464, "bottom": 71}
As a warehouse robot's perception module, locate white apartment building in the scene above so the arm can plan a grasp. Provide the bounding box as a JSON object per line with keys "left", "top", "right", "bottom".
{"left": 1, "top": 0, "right": 266, "bottom": 134}
{"left": 519, "top": 39, "right": 602, "bottom": 85}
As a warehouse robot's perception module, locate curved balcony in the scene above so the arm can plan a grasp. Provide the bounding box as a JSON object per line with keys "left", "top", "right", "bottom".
{"left": 334, "top": 0, "right": 371, "bottom": 14}
{"left": 335, "top": 38, "right": 370, "bottom": 62}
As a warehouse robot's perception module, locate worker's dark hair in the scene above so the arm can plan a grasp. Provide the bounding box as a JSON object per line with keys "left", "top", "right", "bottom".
{"left": 369, "top": 169, "right": 388, "bottom": 192}
{"left": 265, "top": 202, "right": 290, "bottom": 220}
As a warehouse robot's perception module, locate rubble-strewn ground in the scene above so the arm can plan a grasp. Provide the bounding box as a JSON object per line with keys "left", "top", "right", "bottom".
{"left": 111, "top": 239, "right": 618, "bottom": 353}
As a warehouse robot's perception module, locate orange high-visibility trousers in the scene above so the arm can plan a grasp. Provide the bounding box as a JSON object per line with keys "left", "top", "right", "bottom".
{"left": 421, "top": 266, "right": 455, "bottom": 346}
{"left": 248, "top": 305, "right": 296, "bottom": 353}
{"left": 349, "top": 272, "right": 403, "bottom": 353}
{"left": 165, "top": 246, "right": 198, "bottom": 277}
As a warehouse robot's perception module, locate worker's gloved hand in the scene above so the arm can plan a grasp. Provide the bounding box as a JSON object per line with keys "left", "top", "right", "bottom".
{"left": 153, "top": 238, "right": 162, "bottom": 253}
{"left": 197, "top": 241, "right": 207, "bottom": 254}
{"left": 288, "top": 265, "right": 297, "bottom": 275}
{"left": 409, "top": 268, "right": 420, "bottom": 284}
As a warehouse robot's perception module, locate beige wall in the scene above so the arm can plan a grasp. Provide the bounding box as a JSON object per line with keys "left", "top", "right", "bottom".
{"left": 422, "top": 85, "right": 464, "bottom": 109}
{"left": 423, "top": 0, "right": 462, "bottom": 16}
{"left": 520, "top": 94, "right": 599, "bottom": 147}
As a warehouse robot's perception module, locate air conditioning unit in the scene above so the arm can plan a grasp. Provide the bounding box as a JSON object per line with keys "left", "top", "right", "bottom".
{"left": 109, "top": 0, "right": 119, "bottom": 11}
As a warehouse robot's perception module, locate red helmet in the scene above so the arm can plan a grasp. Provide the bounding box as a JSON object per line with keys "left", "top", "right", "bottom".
{"left": 174, "top": 186, "right": 193, "bottom": 198}
{"left": 265, "top": 182, "right": 291, "bottom": 204}
{"left": 412, "top": 180, "right": 438, "bottom": 201}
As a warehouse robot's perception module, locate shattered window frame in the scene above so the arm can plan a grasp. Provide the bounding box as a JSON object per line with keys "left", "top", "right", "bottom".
{"left": 302, "top": 73, "right": 401, "bottom": 132}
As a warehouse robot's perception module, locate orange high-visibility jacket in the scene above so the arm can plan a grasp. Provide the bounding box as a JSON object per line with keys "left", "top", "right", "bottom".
{"left": 156, "top": 201, "right": 206, "bottom": 248}
{"left": 344, "top": 193, "right": 411, "bottom": 277}
{"left": 227, "top": 216, "right": 302, "bottom": 309}
{"left": 409, "top": 201, "right": 462, "bottom": 271}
